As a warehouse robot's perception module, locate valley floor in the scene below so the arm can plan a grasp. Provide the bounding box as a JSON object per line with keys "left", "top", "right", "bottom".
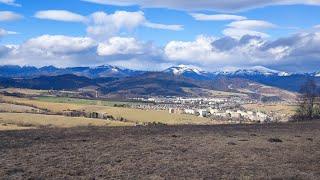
{"left": 1, "top": 121, "right": 320, "bottom": 179}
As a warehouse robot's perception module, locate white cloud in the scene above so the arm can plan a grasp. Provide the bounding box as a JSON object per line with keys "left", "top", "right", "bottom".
{"left": 0, "top": 35, "right": 101, "bottom": 67}
{"left": 164, "top": 31, "right": 320, "bottom": 72}
{"left": 222, "top": 20, "right": 277, "bottom": 39}
{"left": 227, "top": 20, "right": 277, "bottom": 30}
{"left": 223, "top": 28, "right": 270, "bottom": 39}
{"left": 96, "top": 37, "right": 163, "bottom": 70}
{"left": 34, "top": 10, "right": 183, "bottom": 41}
{"left": 0, "top": 0, "right": 20, "bottom": 7}
{"left": 86, "top": 10, "right": 184, "bottom": 40}
{"left": 144, "top": 22, "right": 183, "bottom": 31}
{"left": 0, "top": 28, "right": 18, "bottom": 37}
{"left": 97, "top": 37, "right": 152, "bottom": 56}
{"left": 0, "top": 11, "right": 23, "bottom": 21}
{"left": 86, "top": 11, "right": 145, "bottom": 41}
{"left": 34, "top": 10, "right": 88, "bottom": 23}
{"left": 190, "top": 13, "right": 247, "bottom": 21}
{"left": 2, "top": 30, "right": 320, "bottom": 72}
{"left": 0, "top": 35, "right": 164, "bottom": 69}
{"left": 81, "top": 0, "right": 320, "bottom": 12}
{"left": 314, "top": 24, "right": 320, "bottom": 29}
{"left": 87, "top": 11, "right": 183, "bottom": 37}
{"left": 165, "top": 35, "right": 230, "bottom": 63}
{"left": 21, "top": 35, "right": 96, "bottom": 55}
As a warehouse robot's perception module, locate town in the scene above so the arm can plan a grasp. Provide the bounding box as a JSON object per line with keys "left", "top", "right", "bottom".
{"left": 129, "top": 96, "right": 287, "bottom": 124}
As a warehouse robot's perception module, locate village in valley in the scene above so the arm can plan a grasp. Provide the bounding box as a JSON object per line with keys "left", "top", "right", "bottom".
{"left": 129, "top": 96, "right": 294, "bottom": 124}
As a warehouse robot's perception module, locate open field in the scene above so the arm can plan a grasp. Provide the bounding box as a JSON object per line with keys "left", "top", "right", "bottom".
{"left": 0, "top": 123, "right": 35, "bottom": 131}
{"left": 243, "top": 103, "right": 297, "bottom": 117}
{"left": 182, "top": 87, "right": 248, "bottom": 97}
{"left": 0, "top": 88, "right": 47, "bottom": 96}
{"left": 0, "top": 95, "right": 216, "bottom": 125}
{"left": 0, "top": 103, "right": 42, "bottom": 113}
{"left": 0, "top": 113, "right": 133, "bottom": 129}
{"left": 35, "top": 96, "right": 138, "bottom": 107}
{"left": 0, "top": 121, "right": 319, "bottom": 179}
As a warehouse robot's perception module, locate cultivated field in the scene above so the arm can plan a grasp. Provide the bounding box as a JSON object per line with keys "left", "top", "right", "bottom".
{"left": 0, "top": 123, "right": 35, "bottom": 131}
{"left": 0, "top": 113, "right": 133, "bottom": 129}
{"left": 35, "top": 96, "right": 138, "bottom": 107}
{"left": 243, "top": 103, "right": 297, "bottom": 121}
{"left": 0, "top": 121, "right": 319, "bottom": 179}
{"left": 0, "top": 103, "right": 41, "bottom": 113}
{"left": 0, "top": 88, "right": 47, "bottom": 96}
{"left": 0, "top": 95, "right": 217, "bottom": 126}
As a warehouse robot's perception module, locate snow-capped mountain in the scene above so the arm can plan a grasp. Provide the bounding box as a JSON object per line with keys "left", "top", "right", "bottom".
{"left": 0, "top": 65, "right": 145, "bottom": 78}
{"left": 163, "top": 65, "right": 211, "bottom": 80}
{"left": 163, "top": 65, "right": 204, "bottom": 75}
{"left": 216, "top": 66, "right": 291, "bottom": 77}
{"left": 0, "top": 64, "right": 319, "bottom": 93}
{"left": 163, "top": 65, "right": 292, "bottom": 79}
{"left": 313, "top": 72, "right": 320, "bottom": 77}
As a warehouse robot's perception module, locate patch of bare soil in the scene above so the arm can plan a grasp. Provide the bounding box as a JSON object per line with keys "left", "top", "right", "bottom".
{"left": 1, "top": 121, "right": 320, "bottom": 179}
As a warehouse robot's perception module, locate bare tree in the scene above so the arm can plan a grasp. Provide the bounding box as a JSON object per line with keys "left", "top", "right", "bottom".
{"left": 295, "top": 78, "right": 320, "bottom": 120}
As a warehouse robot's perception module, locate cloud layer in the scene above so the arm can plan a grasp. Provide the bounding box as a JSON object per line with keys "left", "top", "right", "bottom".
{"left": 0, "top": 28, "right": 17, "bottom": 38}
{"left": 0, "top": 11, "right": 23, "bottom": 21}
{"left": 190, "top": 13, "right": 247, "bottom": 21}
{"left": 34, "top": 10, "right": 183, "bottom": 41}
{"left": 164, "top": 32, "right": 320, "bottom": 72}
{"left": 0, "top": 0, "right": 20, "bottom": 7}
{"left": 1, "top": 31, "right": 320, "bottom": 72}
{"left": 81, "top": 0, "right": 320, "bottom": 12}
{"left": 34, "top": 10, "right": 88, "bottom": 23}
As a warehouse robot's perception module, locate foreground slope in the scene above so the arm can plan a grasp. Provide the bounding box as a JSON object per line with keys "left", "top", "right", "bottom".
{"left": 1, "top": 121, "right": 319, "bottom": 179}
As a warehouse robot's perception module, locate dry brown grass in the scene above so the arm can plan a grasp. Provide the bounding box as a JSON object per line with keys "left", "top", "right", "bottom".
{"left": 0, "top": 88, "right": 47, "bottom": 96}
{"left": 0, "top": 113, "right": 134, "bottom": 128}
{"left": 0, "top": 121, "right": 319, "bottom": 179}
{"left": 243, "top": 103, "right": 297, "bottom": 116}
{"left": 0, "top": 95, "right": 219, "bottom": 125}
{"left": 83, "top": 105, "right": 221, "bottom": 125}
{"left": 0, "top": 95, "right": 85, "bottom": 112}
{"left": 0, "top": 103, "right": 41, "bottom": 113}
{"left": 0, "top": 123, "right": 34, "bottom": 131}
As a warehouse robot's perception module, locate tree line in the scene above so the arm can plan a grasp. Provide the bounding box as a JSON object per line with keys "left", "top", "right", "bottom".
{"left": 294, "top": 78, "right": 320, "bottom": 121}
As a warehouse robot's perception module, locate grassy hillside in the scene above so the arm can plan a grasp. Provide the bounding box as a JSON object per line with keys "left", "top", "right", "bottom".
{"left": 0, "top": 113, "right": 133, "bottom": 129}
{"left": 1, "top": 121, "right": 319, "bottom": 179}
{"left": 0, "top": 95, "right": 219, "bottom": 126}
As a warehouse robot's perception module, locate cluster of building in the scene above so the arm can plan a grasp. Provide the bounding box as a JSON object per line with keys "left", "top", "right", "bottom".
{"left": 130, "top": 96, "right": 278, "bottom": 123}
{"left": 170, "top": 108, "right": 273, "bottom": 123}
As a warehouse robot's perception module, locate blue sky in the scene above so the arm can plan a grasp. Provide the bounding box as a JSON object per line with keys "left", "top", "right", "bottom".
{"left": 1, "top": 0, "right": 320, "bottom": 72}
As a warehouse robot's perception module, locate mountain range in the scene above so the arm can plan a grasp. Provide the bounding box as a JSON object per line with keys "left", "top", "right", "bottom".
{"left": 0, "top": 64, "right": 319, "bottom": 100}
{"left": 0, "top": 64, "right": 318, "bottom": 79}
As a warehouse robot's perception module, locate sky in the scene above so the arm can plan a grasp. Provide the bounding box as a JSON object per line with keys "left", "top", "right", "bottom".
{"left": 0, "top": 0, "right": 320, "bottom": 72}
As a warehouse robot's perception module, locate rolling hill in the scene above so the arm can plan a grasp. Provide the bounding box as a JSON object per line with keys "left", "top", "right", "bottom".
{"left": 0, "top": 64, "right": 318, "bottom": 100}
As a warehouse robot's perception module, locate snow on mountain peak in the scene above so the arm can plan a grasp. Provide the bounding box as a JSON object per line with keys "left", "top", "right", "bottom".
{"left": 222, "top": 66, "right": 290, "bottom": 76}
{"left": 164, "top": 65, "right": 204, "bottom": 75}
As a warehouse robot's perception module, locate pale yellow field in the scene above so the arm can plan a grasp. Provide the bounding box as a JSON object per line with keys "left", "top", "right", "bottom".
{"left": 0, "top": 88, "right": 47, "bottom": 96}
{"left": 0, "top": 103, "right": 42, "bottom": 113}
{"left": 183, "top": 87, "right": 248, "bottom": 97}
{"left": 0, "top": 113, "right": 134, "bottom": 128}
{"left": 0, "top": 123, "right": 35, "bottom": 131}
{"left": 0, "top": 95, "right": 85, "bottom": 112}
{"left": 82, "top": 106, "right": 220, "bottom": 125}
{"left": 0, "top": 95, "right": 219, "bottom": 125}
{"left": 243, "top": 103, "right": 297, "bottom": 116}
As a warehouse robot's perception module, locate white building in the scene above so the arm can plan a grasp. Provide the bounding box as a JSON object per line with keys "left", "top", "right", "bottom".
{"left": 184, "top": 109, "right": 195, "bottom": 115}
{"left": 198, "top": 109, "right": 209, "bottom": 117}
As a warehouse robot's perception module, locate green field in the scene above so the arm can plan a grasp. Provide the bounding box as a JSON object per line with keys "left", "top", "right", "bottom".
{"left": 35, "top": 96, "right": 140, "bottom": 107}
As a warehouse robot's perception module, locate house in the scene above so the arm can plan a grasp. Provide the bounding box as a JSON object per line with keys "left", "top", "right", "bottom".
{"left": 198, "top": 109, "right": 209, "bottom": 117}
{"left": 184, "top": 109, "right": 195, "bottom": 115}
